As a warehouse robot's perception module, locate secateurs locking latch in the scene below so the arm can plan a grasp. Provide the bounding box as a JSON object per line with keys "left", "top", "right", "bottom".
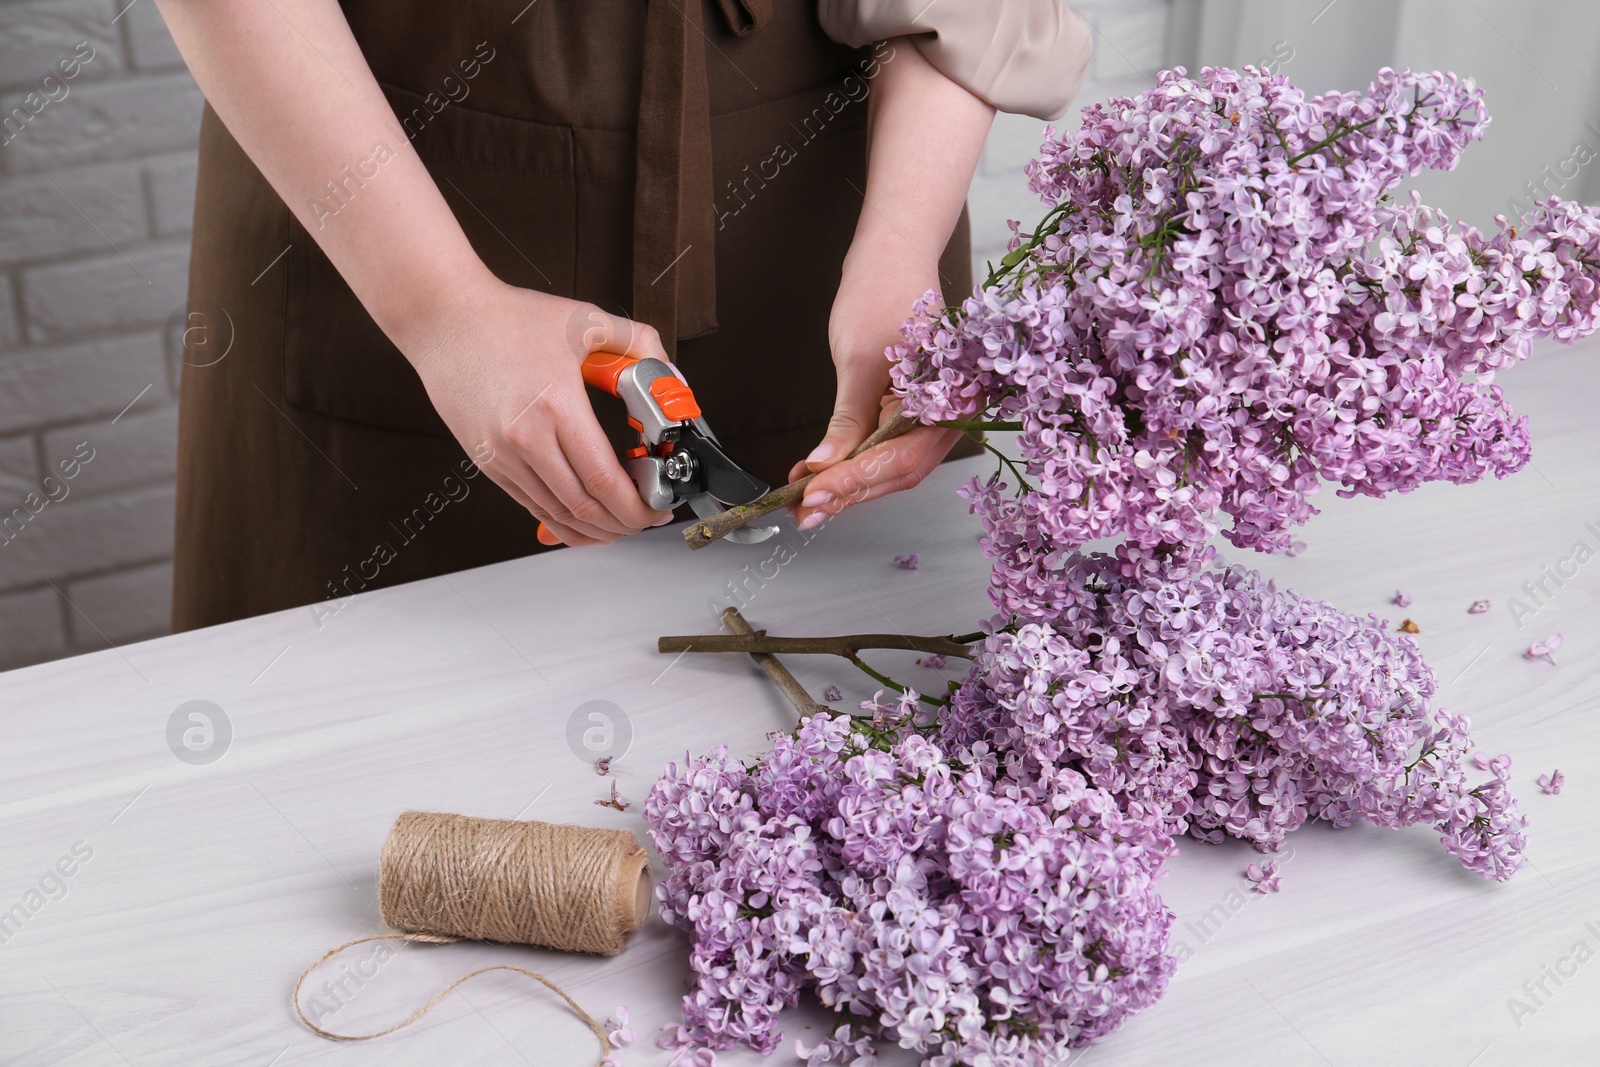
{"left": 577, "top": 350, "right": 777, "bottom": 545}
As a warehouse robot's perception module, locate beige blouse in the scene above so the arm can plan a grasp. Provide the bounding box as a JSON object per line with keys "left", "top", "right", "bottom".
{"left": 818, "top": 0, "right": 1090, "bottom": 120}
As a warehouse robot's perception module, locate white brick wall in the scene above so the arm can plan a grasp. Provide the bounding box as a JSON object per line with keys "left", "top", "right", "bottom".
{"left": 0, "top": 0, "right": 197, "bottom": 671}
{"left": 0, "top": 0, "right": 1173, "bottom": 672}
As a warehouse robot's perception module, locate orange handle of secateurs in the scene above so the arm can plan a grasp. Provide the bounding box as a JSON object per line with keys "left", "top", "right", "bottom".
{"left": 580, "top": 351, "right": 638, "bottom": 396}
{"left": 539, "top": 353, "right": 700, "bottom": 544}
{"left": 580, "top": 350, "right": 704, "bottom": 422}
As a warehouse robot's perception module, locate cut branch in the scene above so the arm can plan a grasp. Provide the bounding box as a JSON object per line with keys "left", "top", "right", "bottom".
{"left": 716, "top": 607, "right": 830, "bottom": 719}
{"left": 683, "top": 410, "right": 919, "bottom": 550}
{"left": 657, "top": 631, "right": 974, "bottom": 660}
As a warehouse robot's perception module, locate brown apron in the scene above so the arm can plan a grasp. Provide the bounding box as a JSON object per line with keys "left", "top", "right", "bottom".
{"left": 171, "top": 0, "right": 973, "bottom": 631}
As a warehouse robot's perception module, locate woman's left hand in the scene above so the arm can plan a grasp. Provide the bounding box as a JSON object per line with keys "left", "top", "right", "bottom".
{"left": 787, "top": 247, "right": 963, "bottom": 532}
{"left": 783, "top": 39, "right": 997, "bottom": 532}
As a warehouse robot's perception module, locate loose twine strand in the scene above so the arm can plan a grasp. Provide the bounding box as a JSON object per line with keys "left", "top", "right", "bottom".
{"left": 292, "top": 811, "right": 650, "bottom": 1064}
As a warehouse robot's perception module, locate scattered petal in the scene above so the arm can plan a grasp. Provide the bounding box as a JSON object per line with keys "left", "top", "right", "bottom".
{"left": 606, "top": 1005, "right": 637, "bottom": 1048}
{"left": 1245, "top": 860, "right": 1282, "bottom": 894}
{"left": 1399, "top": 618, "right": 1421, "bottom": 633}
{"left": 596, "top": 781, "right": 631, "bottom": 812}
{"left": 595, "top": 756, "right": 613, "bottom": 776}
{"left": 1393, "top": 590, "right": 1413, "bottom": 607}
{"left": 1537, "top": 770, "right": 1565, "bottom": 796}
{"left": 1476, "top": 753, "right": 1513, "bottom": 781}
{"left": 823, "top": 685, "right": 842, "bottom": 704}
{"left": 1525, "top": 634, "right": 1563, "bottom": 664}
{"left": 893, "top": 553, "right": 920, "bottom": 571}
{"left": 1467, "top": 599, "right": 1491, "bottom": 614}
{"left": 1284, "top": 540, "right": 1308, "bottom": 558}
{"left": 916, "top": 654, "right": 949, "bottom": 670}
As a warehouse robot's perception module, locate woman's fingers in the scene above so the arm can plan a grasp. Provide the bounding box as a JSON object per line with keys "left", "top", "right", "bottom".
{"left": 791, "top": 425, "right": 961, "bottom": 530}
{"left": 502, "top": 395, "right": 643, "bottom": 538}
{"left": 800, "top": 350, "right": 894, "bottom": 475}
{"left": 492, "top": 447, "right": 617, "bottom": 545}
{"left": 479, "top": 459, "right": 607, "bottom": 547}
{"left": 553, "top": 408, "right": 674, "bottom": 532}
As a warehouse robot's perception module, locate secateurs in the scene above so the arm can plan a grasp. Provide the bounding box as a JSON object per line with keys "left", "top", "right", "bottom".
{"left": 575, "top": 350, "right": 777, "bottom": 545}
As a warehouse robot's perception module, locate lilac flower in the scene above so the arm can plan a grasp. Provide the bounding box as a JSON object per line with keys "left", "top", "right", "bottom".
{"left": 645, "top": 697, "right": 1176, "bottom": 1064}
{"left": 823, "top": 685, "right": 842, "bottom": 704}
{"left": 596, "top": 756, "right": 613, "bottom": 776}
{"left": 945, "top": 546, "right": 1526, "bottom": 880}
{"left": 606, "top": 1005, "right": 636, "bottom": 1048}
{"left": 1284, "top": 541, "right": 1308, "bottom": 558}
{"left": 1472, "top": 752, "right": 1512, "bottom": 779}
{"left": 1537, "top": 770, "right": 1564, "bottom": 795}
{"left": 1394, "top": 591, "right": 1413, "bottom": 607}
{"left": 1468, "top": 599, "right": 1491, "bottom": 614}
{"left": 893, "top": 553, "right": 920, "bottom": 571}
{"left": 1526, "top": 634, "right": 1564, "bottom": 664}
{"left": 1245, "top": 862, "right": 1282, "bottom": 894}
{"left": 596, "top": 781, "right": 631, "bottom": 812}
{"left": 893, "top": 66, "right": 1594, "bottom": 568}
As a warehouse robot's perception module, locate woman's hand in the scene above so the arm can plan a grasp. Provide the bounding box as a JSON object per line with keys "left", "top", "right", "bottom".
{"left": 404, "top": 279, "right": 674, "bottom": 547}
{"left": 786, "top": 245, "right": 963, "bottom": 531}
{"left": 156, "top": 0, "right": 668, "bottom": 548}
{"left": 788, "top": 41, "right": 996, "bottom": 531}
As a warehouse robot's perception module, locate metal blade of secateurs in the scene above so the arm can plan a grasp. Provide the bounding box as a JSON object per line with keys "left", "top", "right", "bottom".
{"left": 679, "top": 427, "right": 776, "bottom": 544}
{"left": 681, "top": 425, "right": 768, "bottom": 506}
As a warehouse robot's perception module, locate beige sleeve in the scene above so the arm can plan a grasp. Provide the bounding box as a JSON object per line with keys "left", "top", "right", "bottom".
{"left": 817, "top": 0, "right": 1090, "bottom": 120}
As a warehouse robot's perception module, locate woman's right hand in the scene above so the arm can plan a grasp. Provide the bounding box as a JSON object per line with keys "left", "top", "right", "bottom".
{"left": 154, "top": 3, "right": 671, "bottom": 548}
{"left": 401, "top": 277, "right": 676, "bottom": 547}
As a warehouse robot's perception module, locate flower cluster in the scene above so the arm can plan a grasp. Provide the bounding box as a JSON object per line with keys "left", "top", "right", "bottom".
{"left": 892, "top": 66, "right": 1600, "bottom": 564}
{"left": 646, "top": 696, "right": 1176, "bottom": 1065}
{"left": 941, "top": 546, "right": 1528, "bottom": 881}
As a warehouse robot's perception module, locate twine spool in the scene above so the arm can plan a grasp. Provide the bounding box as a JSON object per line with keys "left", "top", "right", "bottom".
{"left": 380, "top": 811, "right": 651, "bottom": 955}
{"left": 294, "top": 811, "right": 653, "bottom": 1060}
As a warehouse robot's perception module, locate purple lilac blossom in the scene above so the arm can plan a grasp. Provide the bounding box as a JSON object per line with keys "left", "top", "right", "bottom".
{"left": 646, "top": 694, "right": 1176, "bottom": 1064}
{"left": 941, "top": 545, "right": 1526, "bottom": 880}
{"left": 1525, "top": 634, "right": 1563, "bottom": 664}
{"left": 892, "top": 67, "right": 1600, "bottom": 569}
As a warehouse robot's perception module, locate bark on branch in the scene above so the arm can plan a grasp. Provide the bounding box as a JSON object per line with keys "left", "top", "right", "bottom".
{"left": 714, "top": 607, "right": 830, "bottom": 719}
{"left": 683, "top": 411, "right": 919, "bottom": 550}
{"left": 657, "top": 632, "right": 974, "bottom": 660}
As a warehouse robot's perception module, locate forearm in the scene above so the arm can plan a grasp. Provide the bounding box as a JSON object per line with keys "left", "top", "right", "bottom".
{"left": 156, "top": 0, "right": 492, "bottom": 357}
{"left": 844, "top": 42, "right": 996, "bottom": 289}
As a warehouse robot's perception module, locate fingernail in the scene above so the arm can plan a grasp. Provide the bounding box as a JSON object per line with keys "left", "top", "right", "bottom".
{"left": 805, "top": 442, "right": 835, "bottom": 466}
{"left": 653, "top": 513, "right": 674, "bottom": 526}
{"left": 801, "top": 490, "right": 832, "bottom": 509}
{"left": 797, "top": 512, "right": 826, "bottom": 531}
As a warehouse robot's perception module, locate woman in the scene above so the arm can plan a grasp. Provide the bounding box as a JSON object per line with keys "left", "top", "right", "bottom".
{"left": 157, "top": 0, "right": 1091, "bottom": 630}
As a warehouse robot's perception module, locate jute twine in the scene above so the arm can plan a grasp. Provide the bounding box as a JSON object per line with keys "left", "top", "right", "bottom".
{"left": 293, "top": 811, "right": 652, "bottom": 1062}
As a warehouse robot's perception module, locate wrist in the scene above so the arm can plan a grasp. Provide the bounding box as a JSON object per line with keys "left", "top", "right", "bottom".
{"left": 373, "top": 255, "right": 506, "bottom": 372}
{"left": 843, "top": 216, "right": 947, "bottom": 288}
{"left": 840, "top": 230, "right": 941, "bottom": 304}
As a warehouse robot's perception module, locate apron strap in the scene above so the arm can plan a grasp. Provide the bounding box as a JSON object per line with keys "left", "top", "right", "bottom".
{"left": 633, "top": 0, "right": 720, "bottom": 355}
{"left": 714, "top": 0, "right": 772, "bottom": 35}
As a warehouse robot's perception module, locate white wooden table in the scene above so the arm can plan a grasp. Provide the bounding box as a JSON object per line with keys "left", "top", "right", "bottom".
{"left": 4, "top": 337, "right": 1597, "bottom": 1067}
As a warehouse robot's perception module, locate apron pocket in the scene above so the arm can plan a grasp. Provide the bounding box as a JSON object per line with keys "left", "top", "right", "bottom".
{"left": 281, "top": 84, "right": 578, "bottom": 437}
